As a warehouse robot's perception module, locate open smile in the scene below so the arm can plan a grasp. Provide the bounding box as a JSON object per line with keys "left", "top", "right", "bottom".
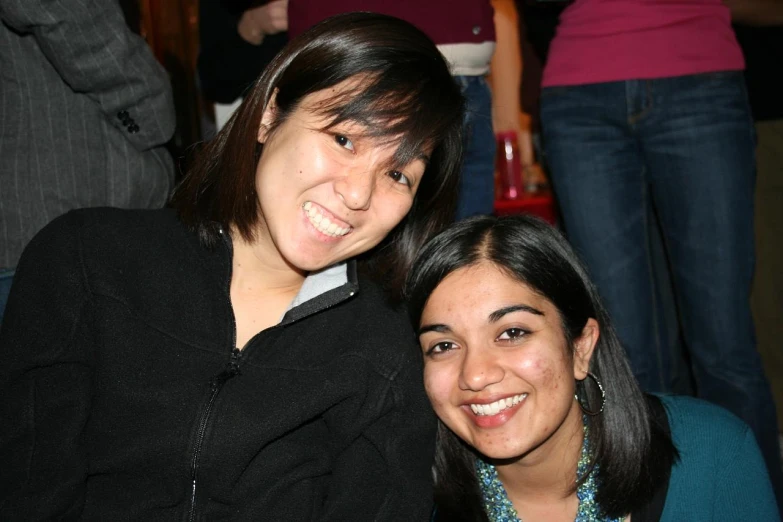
{"left": 303, "top": 201, "right": 352, "bottom": 237}
{"left": 461, "top": 393, "right": 528, "bottom": 429}
{"left": 468, "top": 393, "right": 528, "bottom": 416}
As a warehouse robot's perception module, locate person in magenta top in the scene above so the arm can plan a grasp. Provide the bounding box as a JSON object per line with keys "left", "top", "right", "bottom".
{"left": 288, "top": 1, "right": 495, "bottom": 46}
{"left": 538, "top": 0, "right": 782, "bottom": 513}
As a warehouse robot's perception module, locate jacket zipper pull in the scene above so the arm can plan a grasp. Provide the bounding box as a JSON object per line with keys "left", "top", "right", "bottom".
{"left": 210, "top": 348, "right": 242, "bottom": 390}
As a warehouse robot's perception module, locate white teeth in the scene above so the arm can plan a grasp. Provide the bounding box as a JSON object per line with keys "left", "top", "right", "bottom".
{"left": 303, "top": 202, "right": 351, "bottom": 237}
{"left": 469, "top": 393, "right": 527, "bottom": 416}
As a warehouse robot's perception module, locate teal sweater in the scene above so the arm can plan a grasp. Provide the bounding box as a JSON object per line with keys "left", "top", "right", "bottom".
{"left": 660, "top": 395, "right": 780, "bottom": 521}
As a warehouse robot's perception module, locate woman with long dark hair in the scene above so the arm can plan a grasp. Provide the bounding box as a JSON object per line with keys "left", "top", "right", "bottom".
{"left": 406, "top": 215, "right": 779, "bottom": 521}
{"left": 0, "top": 13, "right": 464, "bottom": 520}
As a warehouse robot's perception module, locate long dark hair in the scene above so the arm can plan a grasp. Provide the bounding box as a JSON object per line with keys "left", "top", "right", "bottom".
{"left": 171, "top": 12, "right": 465, "bottom": 301}
{"left": 405, "top": 215, "right": 678, "bottom": 520}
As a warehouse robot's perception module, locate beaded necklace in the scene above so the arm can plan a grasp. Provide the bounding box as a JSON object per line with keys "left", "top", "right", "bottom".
{"left": 475, "top": 421, "right": 624, "bottom": 522}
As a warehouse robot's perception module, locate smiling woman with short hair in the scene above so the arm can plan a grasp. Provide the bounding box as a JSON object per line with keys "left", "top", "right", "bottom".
{"left": 0, "top": 13, "right": 464, "bottom": 520}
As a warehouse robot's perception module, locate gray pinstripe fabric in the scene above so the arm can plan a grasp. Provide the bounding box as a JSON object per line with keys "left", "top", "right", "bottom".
{"left": 0, "top": 0, "right": 175, "bottom": 268}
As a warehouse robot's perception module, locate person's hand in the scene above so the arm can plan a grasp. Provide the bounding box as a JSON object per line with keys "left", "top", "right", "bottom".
{"left": 237, "top": 0, "right": 288, "bottom": 45}
{"left": 517, "top": 119, "right": 548, "bottom": 192}
{"left": 496, "top": 112, "right": 548, "bottom": 191}
{"left": 515, "top": 112, "right": 535, "bottom": 170}
{"left": 523, "top": 163, "right": 548, "bottom": 192}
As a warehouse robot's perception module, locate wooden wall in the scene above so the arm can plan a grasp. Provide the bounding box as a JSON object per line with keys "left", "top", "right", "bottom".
{"left": 124, "top": 0, "right": 210, "bottom": 174}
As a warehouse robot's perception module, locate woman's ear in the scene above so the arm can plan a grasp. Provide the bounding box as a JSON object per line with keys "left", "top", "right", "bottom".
{"left": 573, "top": 318, "right": 599, "bottom": 380}
{"left": 258, "top": 89, "right": 279, "bottom": 144}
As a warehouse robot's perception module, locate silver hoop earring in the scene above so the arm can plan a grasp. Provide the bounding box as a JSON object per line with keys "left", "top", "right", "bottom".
{"left": 574, "top": 372, "right": 606, "bottom": 416}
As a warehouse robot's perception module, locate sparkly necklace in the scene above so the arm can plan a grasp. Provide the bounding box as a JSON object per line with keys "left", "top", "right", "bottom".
{"left": 475, "top": 421, "right": 624, "bottom": 522}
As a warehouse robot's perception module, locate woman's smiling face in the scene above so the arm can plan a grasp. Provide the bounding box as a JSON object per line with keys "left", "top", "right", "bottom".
{"left": 253, "top": 79, "right": 429, "bottom": 274}
{"left": 418, "top": 262, "right": 597, "bottom": 464}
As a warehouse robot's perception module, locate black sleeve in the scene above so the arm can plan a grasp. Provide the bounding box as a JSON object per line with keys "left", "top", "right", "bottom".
{"left": 320, "top": 359, "right": 437, "bottom": 522}
{"left": 197, "top": 0, "right": 288, "bottom": 103}
{"left": 0, "top": 212, "right": 94, "bottom": 520}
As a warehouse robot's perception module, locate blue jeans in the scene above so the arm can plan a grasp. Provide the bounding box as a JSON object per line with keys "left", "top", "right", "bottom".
{"left": 455, "top": 75, "right": 495, "bottom": 220}
{"left": 542, "top": 71, "right": 783, "bottom": 504}
{"left": 0, "top": 268, "right": 14, "bottom": 326}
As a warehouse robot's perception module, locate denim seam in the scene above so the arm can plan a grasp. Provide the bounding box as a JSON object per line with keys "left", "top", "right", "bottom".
{"left": 640, "top": 170, "right": 668, "bottom": 392}
{"left": 627, "top": 80, "right": 654, "bottom": 126}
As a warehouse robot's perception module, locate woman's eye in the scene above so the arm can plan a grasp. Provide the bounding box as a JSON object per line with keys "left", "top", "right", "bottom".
{"left": 335, "top": 134, "right": 354, "bottom": 152}
{"left": 388, "top": 170, "right": 410, "bottom": 186}
{"left": 497, "top": 328, "right": 526, "bottom": 341}
{"left": 426, "top": 341, "right": 456, "bottom": 356}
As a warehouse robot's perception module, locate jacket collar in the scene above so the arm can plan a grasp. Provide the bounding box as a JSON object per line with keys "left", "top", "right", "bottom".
{"left": 287, "top": 261, "right": 349, "bottom": 311}
{"left": 214, "top": 223, "right": 360, "bottom": 326}
{"left": 281, "top": 260, "right": 359, "bottom": 325}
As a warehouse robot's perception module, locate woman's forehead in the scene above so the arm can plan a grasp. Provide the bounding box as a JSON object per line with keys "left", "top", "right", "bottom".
{"left": 298, "top": 75, "right": 375, "bottom": 111}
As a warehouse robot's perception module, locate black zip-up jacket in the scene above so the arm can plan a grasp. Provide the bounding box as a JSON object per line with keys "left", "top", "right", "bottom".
{"left": 0, "top": 208, "right": 437, "bottom": 520}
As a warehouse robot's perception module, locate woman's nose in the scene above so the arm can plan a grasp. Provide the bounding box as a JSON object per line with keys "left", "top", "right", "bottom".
{"left": 458, "top": 347, "right": 504, "bottom": 392}
{"left": 335, "top": 168, "right": 375, "bottom": 211}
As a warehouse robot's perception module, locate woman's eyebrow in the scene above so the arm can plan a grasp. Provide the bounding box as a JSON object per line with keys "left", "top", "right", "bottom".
{"left": 418, "top": 323, "right": 450, "bottom": 336}
{"left": 488, "top": 304, "right": 544, "bottom": 323}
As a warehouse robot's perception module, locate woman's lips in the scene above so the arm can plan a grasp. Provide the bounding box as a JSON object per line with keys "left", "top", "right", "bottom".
{"left": 462, "top": 393, "right": 528, "bottom": 429}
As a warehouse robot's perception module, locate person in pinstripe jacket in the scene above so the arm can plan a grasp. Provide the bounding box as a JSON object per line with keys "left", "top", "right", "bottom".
{"left": 0, "top": 0, "right": 175, "bottom": 322}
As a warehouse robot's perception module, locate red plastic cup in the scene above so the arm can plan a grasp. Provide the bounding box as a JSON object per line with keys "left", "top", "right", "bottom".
{"left": 496, "top": 131, "right": 524, "bottom": 200}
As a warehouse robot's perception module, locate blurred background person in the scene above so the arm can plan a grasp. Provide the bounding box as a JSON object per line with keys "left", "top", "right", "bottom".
{"left": 0, "top": 0, "right": 176, "bottom": 323}
{"left": 537, "top": 0, "right": 782, "bottom": 509}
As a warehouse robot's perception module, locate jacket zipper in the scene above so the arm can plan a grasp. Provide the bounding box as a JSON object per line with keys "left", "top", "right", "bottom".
{"left": 185, "top": 225, "right": 356, "bottom": 519}
{"left": 188, "top": 228, "right": 241, "bottom": 521}
{"left": 188, "top": 347, "right": 242, "bottom": 521}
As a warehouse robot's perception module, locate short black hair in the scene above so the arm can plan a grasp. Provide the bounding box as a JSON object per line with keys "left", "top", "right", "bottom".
{"left": 405, "top": 215, "right": 678, "bottom": 520}
{"left": 172, "top": 12, "right": 465, "bottom": 301}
